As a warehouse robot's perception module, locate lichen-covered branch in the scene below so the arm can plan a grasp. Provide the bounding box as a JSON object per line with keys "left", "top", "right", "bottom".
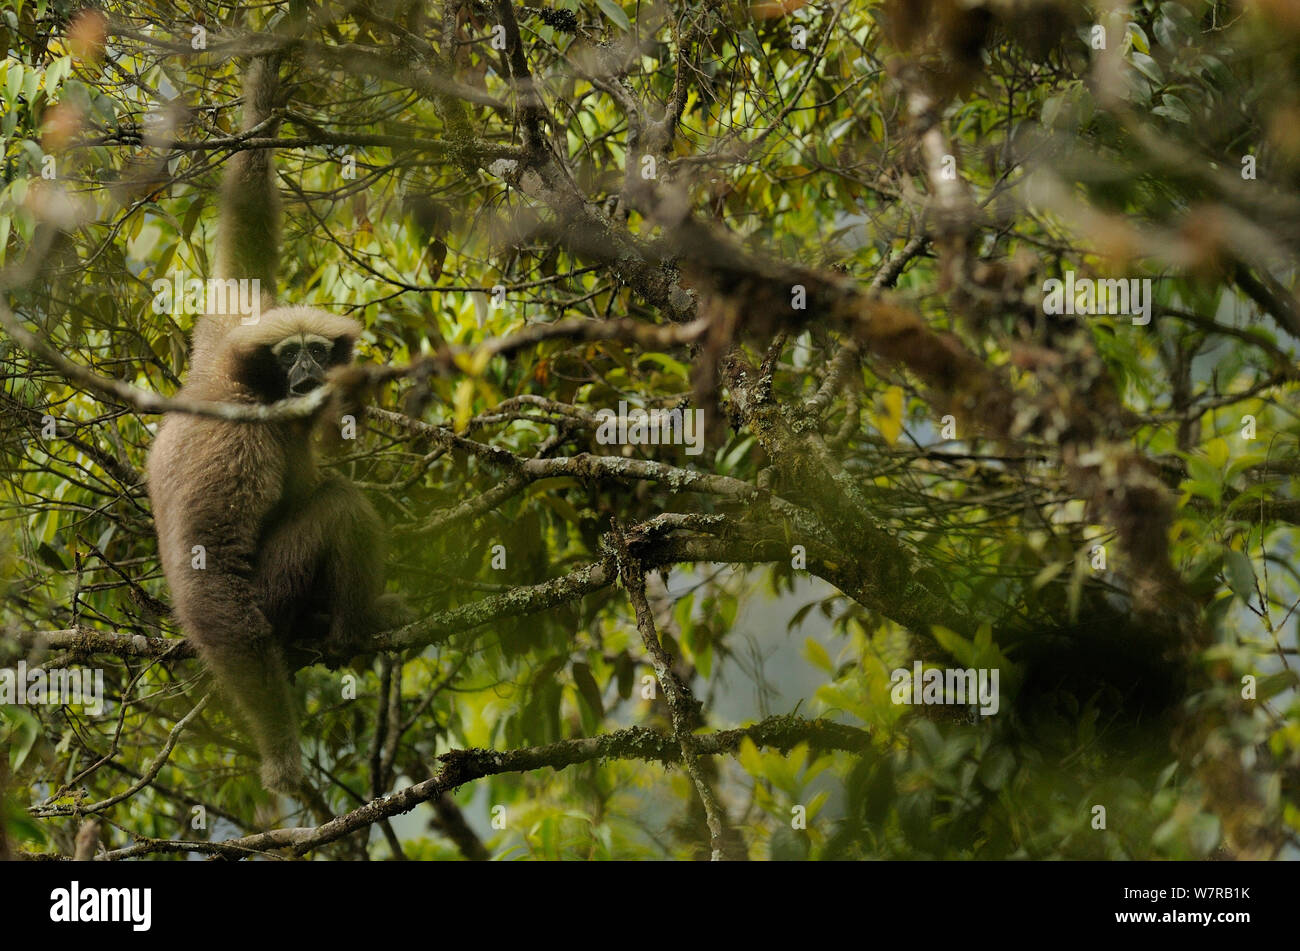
{"left": 59, "top": 715, "right": 868, "bottom": 861}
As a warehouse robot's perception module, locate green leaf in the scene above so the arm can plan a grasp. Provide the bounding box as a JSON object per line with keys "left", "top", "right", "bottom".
{"left": 595, "top": 0, "right": 631, "bottom": 32}
{"left": 737, "top": 736, "right": 764, "bottom": 776}
{"left": 45, "top": 55, "right": 71, "bottom": 92}
{"left": 695, "top": 640, "right": 712, "bottom": 680}
{"left": 1127, "top": 22, "right": 1151, "bottom": 54}
{"left": 636, "top": 352, "right": 690, "bottom": 378}
{"left": 1184, "top": 454, "right": 1222, "bottom": 504}
{"left": 1256, "top": 669, "right": 1298, "bottom": 700}
{"left": 21, "top": 67, "right": 39, "bottom": 104}
{"left": 571, "top": 661, "right": 604, "bottom": 719}
{"left": 1041, "top": 95, "right": 1065, "bottom": 128}
{"left": 1130, "top": 52, "right": 1164, "bottom": 86}
{"left": 931, "top": 624, "right": 976, "bottom": 667}
{"left": 3, "top": 706, "right": 40, "bottom": 770}
{"left": 6, "top": 63, "right": 23, "bottom": 104}
{"left": 718, "top": 435, "right": 754, "bottom": 474}
{"left": 1223, "top": 550, "right": 1256, "bottom": 603}
{"left": 1031, "top": 560, "right": 1066, "bottom": 591}
{"left": 804, "top": 637, "right": 833, "bottom": 674}
{"left": 614, "top": 652, "right": 634, "bottom": 700}
{"left": 876, "top": 384, "right": 904, "bottom": 446}
{"left": 1153, "top": 94, "right": 1191, "bottom": 123}
{"left": 979, "top": 746, "right": 1016, "bottom": 791}
{"left": 181, "top": 195, "right": 205, "bottom": 241}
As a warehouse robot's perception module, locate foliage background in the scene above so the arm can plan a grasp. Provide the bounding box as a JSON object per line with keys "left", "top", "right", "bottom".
{"left": 1, "top": 0, "right": 1299, "bottom": 860}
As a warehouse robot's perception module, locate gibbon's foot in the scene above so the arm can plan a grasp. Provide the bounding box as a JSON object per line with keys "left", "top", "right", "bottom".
{"left": 260, "top": 750, "right": 304, "bottom": 794}
{"left": 374, "top": 592, "right": 413, "bottom": 630}
{"left": 319, "top": 626, "right": 377, "bottom": 670}
{"left": 285, "top": 636, "right": 328, "bottom": 674}
{"left": 318, "top": 595, "right": 410, "bottom": 667}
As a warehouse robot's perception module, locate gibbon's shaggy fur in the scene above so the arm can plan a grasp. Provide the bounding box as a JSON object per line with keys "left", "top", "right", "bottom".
{"left": 146, "top": 56, "right": 390, "bottom": 793}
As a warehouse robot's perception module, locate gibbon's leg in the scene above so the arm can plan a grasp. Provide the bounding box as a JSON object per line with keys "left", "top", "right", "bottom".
{"left": 256, "top": 474, "right": 385, "bottom": 665}
{"left": 149, "top": 419, "right": 304, "bottom": 792}
{"left": 169, "top": 566, "right": 304, "bottom": 792}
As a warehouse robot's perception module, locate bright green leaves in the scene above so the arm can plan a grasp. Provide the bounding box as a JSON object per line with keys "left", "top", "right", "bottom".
{"left": 1222, "top": 549, "right": 1257, "bottom": 604}
{"left": 594, "top": 0, "right": 631, "bottom": 33}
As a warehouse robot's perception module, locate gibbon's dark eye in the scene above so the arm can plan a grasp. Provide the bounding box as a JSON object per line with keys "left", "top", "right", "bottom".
{"left": 277, "top": 344, "right": 301, "bottom": 368}
{"left": 308, "top": 342, "right": 330, "bottom": 364}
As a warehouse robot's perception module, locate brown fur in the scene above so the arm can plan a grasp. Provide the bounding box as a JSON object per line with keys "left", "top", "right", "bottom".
{"left": 192, "top": 55, "right": 283, "bottom": 368}
{"left": 148, "top": 306, "right": 387, "bottom": 792}
{"left": 147, "top": 53, "right": 392, "bottom": 792}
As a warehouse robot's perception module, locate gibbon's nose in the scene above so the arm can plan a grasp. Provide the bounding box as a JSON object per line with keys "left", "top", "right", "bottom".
{"left": 288, "top": 356, "right": 326, "bottom": 395}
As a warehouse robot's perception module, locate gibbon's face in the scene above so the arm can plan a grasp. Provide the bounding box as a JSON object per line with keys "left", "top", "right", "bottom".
{"left": 226, "top": 307, "right": 360, "bottom": 403}
{"left": 233, "top": 329, "right": 352, "bottom": 403}
{"left": 272, "top": 333, "right": 336, "bottom": 396}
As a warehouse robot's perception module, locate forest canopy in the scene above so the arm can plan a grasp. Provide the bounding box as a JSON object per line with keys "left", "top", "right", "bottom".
{"left": 1, "top": 0, "right": 1299, "bottom": 861}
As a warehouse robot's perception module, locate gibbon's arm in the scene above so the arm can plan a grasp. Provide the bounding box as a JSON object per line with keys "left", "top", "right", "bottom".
{"left": 215, "top": 53, "right": 282, "bottom": 291}
{"left": 194, "top": 54, "right": 284, "bottom": 363}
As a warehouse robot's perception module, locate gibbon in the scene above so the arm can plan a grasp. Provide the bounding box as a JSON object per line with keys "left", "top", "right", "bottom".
{"left": 146, "top": 55, "right": 391, "bottom": 793}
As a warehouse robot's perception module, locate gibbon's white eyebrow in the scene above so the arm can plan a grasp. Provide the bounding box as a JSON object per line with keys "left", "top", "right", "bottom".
{"left": 271, "top": 332, "right": 334, "bottom": 355}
